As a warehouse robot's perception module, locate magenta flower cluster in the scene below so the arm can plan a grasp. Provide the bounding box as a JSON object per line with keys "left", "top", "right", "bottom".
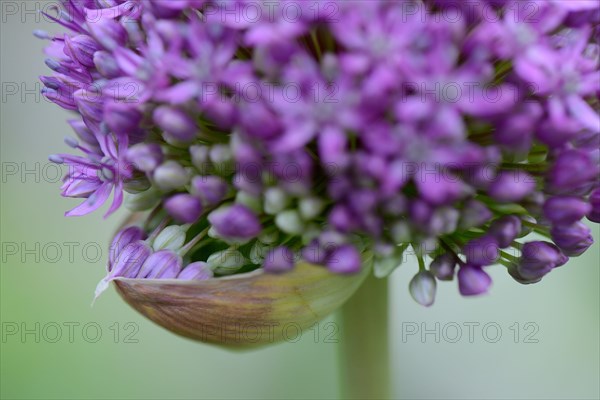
{"left": 39, "top": 0, "right": 599, "bottom": 305}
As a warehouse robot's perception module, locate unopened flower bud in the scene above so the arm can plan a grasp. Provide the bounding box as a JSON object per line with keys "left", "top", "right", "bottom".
{"left": 326, "top": 245, "right": 361, "bottom": 274}
{"left": 429, "top": 253, "right": 456, "bottom": 281}
{"left": 264, "top": 187, "right": 290, "bottom": 215}
{"left": 152, "top": 225, "right": 187, "bottom": 251}
{"left": 154, "top": 161, "right": 189, "bottom": 191}
{"left": 109, "top": 226, "right": 146, "bottom": 269}
{"left": 488, "top": 170, "right": 536, "bottom": 203}
{"left": 190, "top": 145, "right": 211, "bottom": 171}
{"left": 588, "top": 188, "right": 600, "bottom": 223}
{"left": 514, "top": 241, "right": 568, "bottom": 283}
{"left": 94, "top": 51, "right": 121, "bottom": 78}
{"left": 458, "top": 200, "right": 492, "bottom": 230}
{"left": 390, "top": 221, "right": 411, "bottom": 244}
{"left": 125, "top": 187, "right": 161, "bottom": 211}
{"left": 250, "top": 241, "right": 269, "bottom": 264}
{"left": 208, "top": 248, "right": 247, "bottom": 275}
{"left": 487, "top": 218, "right": 519, "bottom": 250}
{"left": 153, "top": 106, "right": 197, "bottom": 143}
{"left": 263, "top": 246, "right": 295, "bottom": 273}
{"left": 275, "top": 210, "right": 304, "bottom": 235}
{"left": 258, "top": 230, "right": 279, "bottom": 245}
{"left": 95, "top": 241, "right": 151, "bottom": 301}
{"left": 299, "top": 197, "right": 325, "bottom": 220}
{"left": 235, "top": 191, "right": 262, "bottom": 213}
{"left": 178, "top": 262, "right": 213, "bottom": 280}
{"left": 139, "top": 250, "right": 183, "bottom": 279}
{"left": 544, "top": 196, "right": 591, "bottom": 225}
{"left": 409, "top": 271, "right": 437, "bottom": 307}
{"left": 208, "top": 204, "right": 262, "bottom": 244}
{"left": 191, "top": 175, "right": 228, "bottom": 206}
{"left": 164, "top": 194, "right": 203, "bottom": 223}
{"left": 126, "top": 143, "right": 163, "bottom": 173}
{"left": 551, "top": 222, "right": 594, "bottom": 256}
{"left": 463, "top": 236, "right": 499, "bottom": 266}
{"left": 209, "top": 144, "right": 233, "bottom": 170}
{"left": 457, "top": 264, "right": 492, "bottom": 296}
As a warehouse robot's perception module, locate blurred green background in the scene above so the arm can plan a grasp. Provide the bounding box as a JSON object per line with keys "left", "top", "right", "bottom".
{"left": 1, "top": 3, "right": 598, "bottom": 399}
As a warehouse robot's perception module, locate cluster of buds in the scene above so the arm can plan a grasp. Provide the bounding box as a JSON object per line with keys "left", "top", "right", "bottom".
{"left": 39, "top": 0, "right": 599, "bottom": 306}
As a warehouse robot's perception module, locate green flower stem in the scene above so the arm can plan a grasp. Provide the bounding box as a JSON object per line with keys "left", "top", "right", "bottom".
{"left": 339, "top": 274, "right": 391, "bottom": 399}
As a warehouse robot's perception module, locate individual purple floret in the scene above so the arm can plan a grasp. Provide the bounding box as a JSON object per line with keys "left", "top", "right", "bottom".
{"left": 458, "top": 265, "right": 492, "bottom": 296}
{"left": 178, "top": 262, "right": 214, "bottom": 281}
{"left": 208, "top": 204, "right": 262, "bottom": 244}
{"left": 510, "top": 241, "right": 568, "bottom": 284}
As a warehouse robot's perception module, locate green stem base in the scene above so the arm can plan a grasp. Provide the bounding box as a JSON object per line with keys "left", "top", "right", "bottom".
{"left": 339, "top": 274, "right": 391, "bottom": 399}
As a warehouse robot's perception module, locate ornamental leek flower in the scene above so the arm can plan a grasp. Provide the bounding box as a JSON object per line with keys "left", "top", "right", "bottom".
{"left": 38, "top": 1, "right": 599, "bottom": 344}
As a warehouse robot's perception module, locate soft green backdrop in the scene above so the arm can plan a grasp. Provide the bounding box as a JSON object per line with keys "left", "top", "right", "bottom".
{"left": 1, "top": 4, "right": 599, "bottom": 399}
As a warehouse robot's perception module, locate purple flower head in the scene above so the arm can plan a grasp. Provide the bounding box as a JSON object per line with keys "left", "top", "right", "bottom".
{"left": 551, "top": 222, "right": 594, "bottom": 256}
{"left": 263, "top": 246, "right": 295, "bottom": 274}
{"left": 208, "top": 204, "right": 262, "bottom": 244}
{"left": 37, "top": 0, "right": 599, "bottom": 306}
{"left": 458, "top": 265, "right": 492, "bottom": 296}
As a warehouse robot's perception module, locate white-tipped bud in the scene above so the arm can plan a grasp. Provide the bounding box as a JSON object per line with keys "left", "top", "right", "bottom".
{"left": 153, "top": 225, "right": 187, "bottom": 251}
{"left": 409, "top": 271, "right": 437, "bottom": 307}
{"left": 299, "top": 197, "right": 325, "bottom": 221}
{"left": 235, "top": 191, "right": 262, "bottom": 213}
{"left": 190, "top": 145, "right": 211, "bottom": 172}
{"left": 207, "top": 226, "right": 220, "bottom": 239}
{"left": 264, "top": 187, "right": 290, "bottom": 215}
{"left": 153, "top": 161, "right": 189, "bottom": 191}
{"left": 210, "top": 144, "right": 233, "bottom": 175}
{"left": 275, "top": 210, "right": 304, "bottom": 235}
{"left": 208, "top": 248, "right": 247, "bottom": 275}
{"left": 258, "top": 230, "right": 278, "bottom": 245}
{"left": 390, "top": 221, "right": 411, "bottom": 244}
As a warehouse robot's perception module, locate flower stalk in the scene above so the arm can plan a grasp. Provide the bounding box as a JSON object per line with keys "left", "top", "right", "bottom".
{"left": 339, "top": 274, "right": 391, "bottom": 400}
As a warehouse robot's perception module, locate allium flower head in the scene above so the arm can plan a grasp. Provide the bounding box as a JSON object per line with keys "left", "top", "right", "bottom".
{"left": 39, "top": 0, "right": 599, "bottom": 307}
